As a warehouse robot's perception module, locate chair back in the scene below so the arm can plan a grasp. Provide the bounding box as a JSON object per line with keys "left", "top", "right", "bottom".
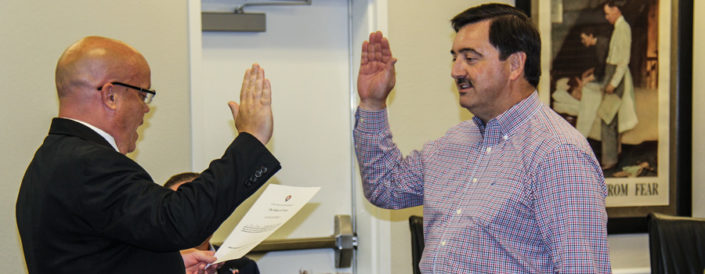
{"left": 409, "top": 215, "right": 424, "bottom": 274}
{"left": 648, "top": 212, "right": 705, "bottom": 274}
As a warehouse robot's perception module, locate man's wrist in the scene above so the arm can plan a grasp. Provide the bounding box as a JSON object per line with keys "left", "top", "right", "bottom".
{"left": 359, "top": 100, "right": 386, "bottom": 111}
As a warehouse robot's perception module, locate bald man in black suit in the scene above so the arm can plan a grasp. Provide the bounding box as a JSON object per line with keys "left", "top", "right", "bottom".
{"left": 16, "top": 36, "right": 280, "bottom": 274}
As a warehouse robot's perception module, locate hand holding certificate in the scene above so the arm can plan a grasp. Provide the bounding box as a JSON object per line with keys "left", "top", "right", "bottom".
{"left": 212, "top": 184, "right": 320, "bottom": 264}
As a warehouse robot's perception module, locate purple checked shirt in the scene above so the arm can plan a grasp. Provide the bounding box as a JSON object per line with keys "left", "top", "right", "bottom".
{"left": 354, "top": 92, "right": 611, "bottom": 273}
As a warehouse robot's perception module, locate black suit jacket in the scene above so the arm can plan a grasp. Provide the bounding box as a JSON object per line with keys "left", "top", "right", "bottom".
{"left": 16, "top": 118, "right": 280, "bottom": 274}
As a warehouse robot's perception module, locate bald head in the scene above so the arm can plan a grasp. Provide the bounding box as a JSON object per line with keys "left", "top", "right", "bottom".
{"left": 55, "top": 36, "right": 153, "bottom": 154}
{"left": 55, "top": 36, "right": 149, "bottom": 99}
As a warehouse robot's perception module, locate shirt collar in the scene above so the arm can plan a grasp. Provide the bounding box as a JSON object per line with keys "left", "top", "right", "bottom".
{"left": 615, "top": 15, "right": 625, "bottom": 26}
{"left": 64, "top": 118, "right": 119, "bottom": 152}
{"left": 472, "top": 91, "right": 541, "bottom": 139}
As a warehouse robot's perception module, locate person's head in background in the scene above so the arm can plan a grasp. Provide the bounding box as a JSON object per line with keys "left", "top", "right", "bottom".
{"left": 580, "top": 26, "right": 599, "bottom": 48}
{"left": 163, "top": 172, "right": 211, "bottom": 251}
{"left": 603, "top": 0, "right": 624, "bottom": 25}
{"left": 164, "top": 172, "right": 200, "bottom": 190}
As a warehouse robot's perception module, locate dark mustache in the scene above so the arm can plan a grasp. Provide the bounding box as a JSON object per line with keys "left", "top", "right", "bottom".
{"left": 456, "top": 77, "right": 473, "bottom": 88}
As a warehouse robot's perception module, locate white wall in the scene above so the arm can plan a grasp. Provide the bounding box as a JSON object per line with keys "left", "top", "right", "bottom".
{"left": 193, "top": 1, "right": 354, "bottom": 272}
{"left": 0, "top": 1, "right": 191, "bottom": 272}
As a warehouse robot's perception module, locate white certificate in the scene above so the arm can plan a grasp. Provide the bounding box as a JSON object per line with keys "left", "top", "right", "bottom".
{"left": 213, "top": 184, "right": 320, "bottom": 264}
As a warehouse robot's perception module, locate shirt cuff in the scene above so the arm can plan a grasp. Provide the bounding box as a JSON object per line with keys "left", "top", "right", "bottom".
{"left": 355, "top": 107, "right": 389, "bottom": 133}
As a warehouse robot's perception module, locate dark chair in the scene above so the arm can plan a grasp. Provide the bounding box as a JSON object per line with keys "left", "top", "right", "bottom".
{"left": 409, "top": 215, "right": 424, "bottom": 274}
{"left": 648, "top": 212, "right": 705, "bottom": 274}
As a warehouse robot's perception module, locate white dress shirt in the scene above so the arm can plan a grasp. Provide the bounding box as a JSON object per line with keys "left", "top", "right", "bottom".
{"left": 64, "top": 118, "right": 119, "bottom": 151}
{"left": 606, "top": 15, "right": 632, "bottom": 88}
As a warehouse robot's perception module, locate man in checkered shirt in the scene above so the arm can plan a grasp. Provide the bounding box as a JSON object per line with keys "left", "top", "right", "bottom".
{"left": 354, "top": 3, "right": 611, "bottom": 273}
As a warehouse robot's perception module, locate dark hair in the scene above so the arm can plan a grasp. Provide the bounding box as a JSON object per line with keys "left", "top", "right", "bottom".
{"left": 581, "top": 25, "right": 597, "bottom": 36}
{"left": 163, "top": 172, "right": 199, "bottom": 189}
{"left": 451, "top": 3, "right": 541, "bottom": 87}
{"left": 604, "top": 0, "right": 626, "bottom": 9}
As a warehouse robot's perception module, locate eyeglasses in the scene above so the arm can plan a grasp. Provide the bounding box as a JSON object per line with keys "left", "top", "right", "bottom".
{"left": 97, "top": 82, "right": 156, "bottom": 104}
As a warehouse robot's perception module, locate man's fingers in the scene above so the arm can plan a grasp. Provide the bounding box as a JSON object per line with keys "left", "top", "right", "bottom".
{"left": 239, "top": 63, "right": 262, "bottom": 108}
{"left": 374, "top": 42, "right": 383, "bottom": 61}
{"left": 262, "top": 79, "right": 272, "bottom": 104}
{"left": 381, "top": 36, "right": 391, "bottom": 51}
{"left": 247, "top": 64, "right": 260, "bottom": 102}
{"left": 361, "top": 41, "right": 369, "bottom": 65}
{"left": 362, "top": 31, "right": 393, "bottom": 65}
{"left": 369, "top": 31, "right": 382, "bottom": 43}
{"left": 234, "top": 63, "right": 273, "bottom": 144}
{"left": 255, "top": 66, "right": 265, "bottom": 98}
{"left": 228, "top": 101, "right": 239, "bottom": 120}
{"left": 369, "top": 37, "right": 377, "bottom": 62}
{"left": 195, "top": 250, "right": 216, "bottom": 262}
{"left": 381, "top": 37, "right": 393, "bottom": 62}
{"left": 240, "top": 68, "right": 250, "bottom": 102}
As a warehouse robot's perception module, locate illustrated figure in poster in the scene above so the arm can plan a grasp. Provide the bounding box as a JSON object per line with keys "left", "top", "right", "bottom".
{"left": 550, "top": 0, "right": 658, "bottom": 178}
{"left": 600, "top": 0, "right": 638, "bottom": 170}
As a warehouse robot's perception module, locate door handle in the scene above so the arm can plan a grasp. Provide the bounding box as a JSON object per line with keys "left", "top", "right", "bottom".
{"left": 245, "top": 215, "right": 357, "bottom": 268}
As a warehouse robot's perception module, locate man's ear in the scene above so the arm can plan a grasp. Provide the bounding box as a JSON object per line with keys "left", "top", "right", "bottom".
{"left": 99, "top": 83, "right": 118, "bottom": 110}
{"left": 508, "top": 51, "right": 526, "bottom": 81}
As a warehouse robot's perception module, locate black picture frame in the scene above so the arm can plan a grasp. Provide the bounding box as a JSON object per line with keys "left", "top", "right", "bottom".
{"left": 515, "top": 0, "right": 692, "bottom": 234}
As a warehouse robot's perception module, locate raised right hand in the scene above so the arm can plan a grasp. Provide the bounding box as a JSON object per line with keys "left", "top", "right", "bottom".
{"left": 357, "top": 31, "right": 397, "bottom": 111}
{"left": 228, "top": 63, "right": 273, "bottom": 145}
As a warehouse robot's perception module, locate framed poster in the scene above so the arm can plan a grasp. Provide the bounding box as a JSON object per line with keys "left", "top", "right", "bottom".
{"left": 516, "top": 0, "right": 692, "bottom": 233}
